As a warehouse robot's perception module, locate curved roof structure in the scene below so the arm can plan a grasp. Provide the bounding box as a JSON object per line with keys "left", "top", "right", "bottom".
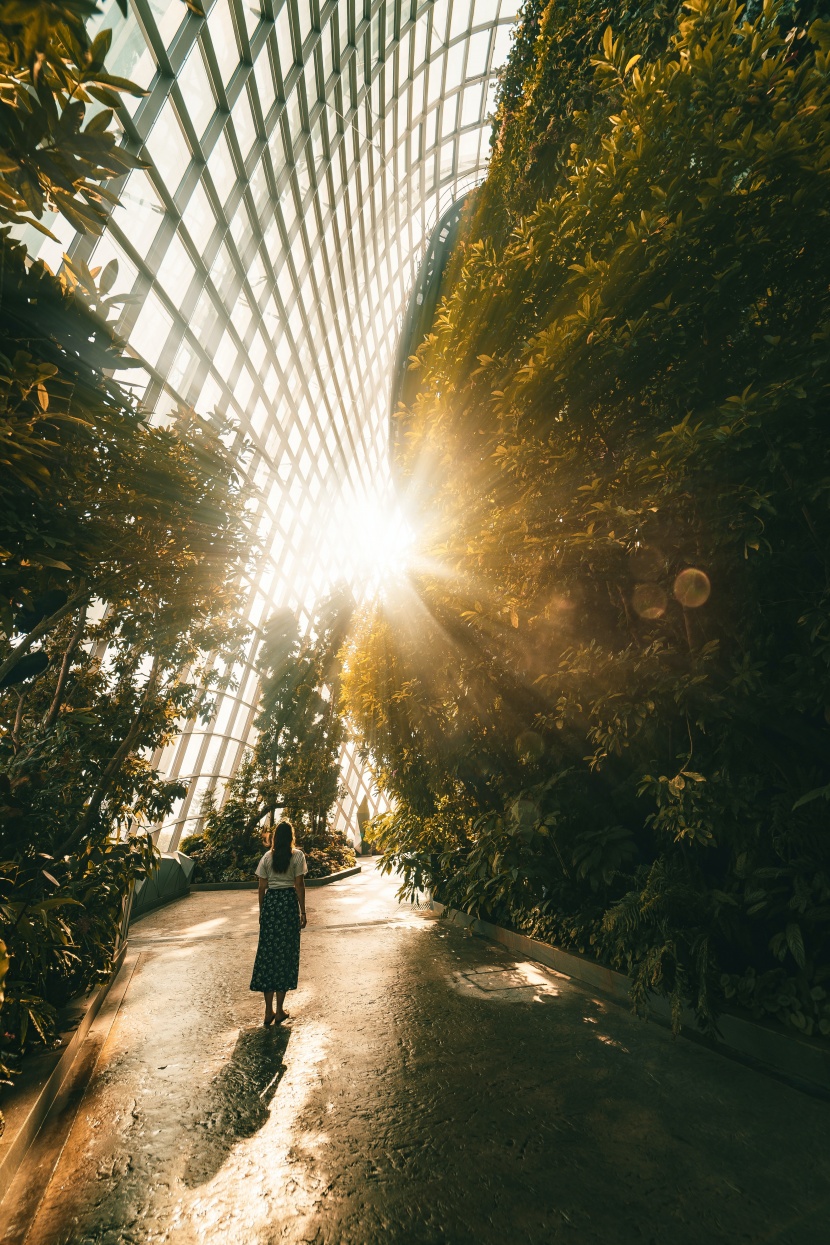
{"left": 23, "top": 0, "right": 517, "bottom": 845}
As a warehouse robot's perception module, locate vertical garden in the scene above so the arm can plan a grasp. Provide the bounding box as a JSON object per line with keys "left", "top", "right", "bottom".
{"left": 343, "top": 0, "right": 830, "bottom": 1036}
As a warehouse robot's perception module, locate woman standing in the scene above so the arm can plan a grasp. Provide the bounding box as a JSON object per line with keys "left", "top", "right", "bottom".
{"left": 250, "top": 820, "right": 308, "bottom": 1025}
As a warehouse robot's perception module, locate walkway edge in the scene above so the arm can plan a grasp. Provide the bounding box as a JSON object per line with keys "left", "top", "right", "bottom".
{"left": 190, "top": 865, "right": 362, "bottom": 891}
{"left": 0, "top": 946, "right": 137, "bottom": 1206}
{"left": 431, "top": 900, "right": 830, "bottom": 1098}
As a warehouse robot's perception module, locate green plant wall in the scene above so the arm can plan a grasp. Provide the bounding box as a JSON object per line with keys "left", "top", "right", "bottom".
{"left": 343, "top": 0, "right": 830, "bottom": 1037}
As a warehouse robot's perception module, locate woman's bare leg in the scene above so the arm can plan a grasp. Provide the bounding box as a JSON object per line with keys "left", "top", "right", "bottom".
{"left": 263, "top": 991, "right": 275, "bottom": 1024}
{"left": 276, "top": 991, "right": 289, "bottom": 1021}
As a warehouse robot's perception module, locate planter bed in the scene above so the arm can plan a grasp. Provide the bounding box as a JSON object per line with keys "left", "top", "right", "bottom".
{"left": 0, "top": 946, "right": 138, "bottom": 1207}
{"left": 431, "top": 900, "right": 830, "bottom": 1100}
{"left": 190, "top": 865, "right": 362, "bottom": 890}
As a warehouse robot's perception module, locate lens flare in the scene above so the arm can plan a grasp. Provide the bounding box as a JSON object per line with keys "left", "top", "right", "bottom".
{"left": 632, "top": 583, "right": 667, "bottom": 619}
{"left": 628, "top": 544, "right": 665, "bottom": 582}
{"left": 673, "top": 567, "right": 711, "bottom": 608}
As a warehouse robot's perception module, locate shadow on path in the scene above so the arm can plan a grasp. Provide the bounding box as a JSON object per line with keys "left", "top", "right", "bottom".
{"left": 183, "top": 1025, "right": 290, "bottom": 1188}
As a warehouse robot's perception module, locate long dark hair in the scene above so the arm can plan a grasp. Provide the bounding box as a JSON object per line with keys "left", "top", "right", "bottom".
{"left": 271, "top": 820, "right": 295, "bottom": 873}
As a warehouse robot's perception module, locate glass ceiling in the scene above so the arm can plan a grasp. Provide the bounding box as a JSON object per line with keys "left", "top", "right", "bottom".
{"left": 23, "top": 0, "right": 518, "bottom": 847}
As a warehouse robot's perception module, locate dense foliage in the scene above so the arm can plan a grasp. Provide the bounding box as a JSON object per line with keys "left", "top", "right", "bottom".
{"left": 344, "top": 0, "right": 830, "bottom": 1036}
{"left": 0, "top": 0, "right": 244, "bottom": 1095}
{"left": 184, "top": 594, "right": 356, "bottom": 882}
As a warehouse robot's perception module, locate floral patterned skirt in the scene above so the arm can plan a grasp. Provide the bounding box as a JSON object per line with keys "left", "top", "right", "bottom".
{"left": 250, "top": 887, "right": 301, "bottom": 993}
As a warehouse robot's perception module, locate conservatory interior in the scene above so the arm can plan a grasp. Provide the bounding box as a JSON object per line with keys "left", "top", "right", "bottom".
{"left": 1, "top": 0, "right": 829, "bottom": 1241}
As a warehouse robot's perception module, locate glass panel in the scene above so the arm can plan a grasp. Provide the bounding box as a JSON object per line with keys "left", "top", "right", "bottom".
{"left": 297, "top": 0, "right": 313, "bottom": 46}
{"left": 232, "top": 87, "right": 258, "bottom": 159}
{"left": 178, "top": 43, "right": 216, "bottom": 139}
{"left": 111, "top": 170, "right": 165, "bottom": 259}
{"left": 269, "top": 125, "right": 290, "bottom": 178}
{"left": 168, "top": 339, "right": 197, "bottom": 390}
{"left": 210, "top": 240, "right": 237, "bottom": 299}
{"left": 190, "top": 285, "right": 218, "bottom": 338}
{"left": 450, "top": 0, "right": 472, "bottom": 39}
{"left": 295, "top": 144, "right": 311, "bottom": 199}
{"left": 439, "top": 138, "right": 455, "bottom": 179}
{"left": 235, "top": 363, "right": 254, "bottom": 410}
{"left": 303, "top": 61, "right": 316, "bottom": 110}
{"left": 492, "top": 22, "right": 512, "bottom": 68}
{"left": 431, "top": 0, "right": 450, "bottom": 52}
{"left": 147, "top": 99, "right": 191, "bottom": 192}
{"left": 241, "top": 0, "right": 262, "bottom": 38}
{"left": 275, "top": 4, "right": 293, "bottom": 72}
{"left": 428, "top": 60, "right": 444, "bottom": 107}
{"left": 158, "top": 231, "right": 196, "bottom": 305}
{"left": 214, "top": 327, "right": 238, "bottom": 376}
{"left": 148, "top": 0, "right": 186, "bottom": 48}
{"left": 286, "top": 88, "right": 303, "bottom": 146}
{"left": 474, "top": 0, "right": 499, "bottom": 25}
{"left": 460, "top": 80, "right": 483, "bottom": 126}
{"left": 254, "top": 43, "right": 277, "bottom": 117}
{"left": 322, "top": 19, "right": 334, "bottom": 83}
{"left": 182, "top": 178, "right": 216, "bottom": 243}
{"left": 466, "top": 28, "right": 490, "bottom": 76}
{"left": 458, "top": 127, "right": 479, "bottom": 169}
{"left": 208, "top": 130, "right": 237, "bottom": 198}
{"left": 131, "top": 288, "right": 173, "bottom": 368}
{"left": 282, "top": 185, "right": 298, "bottom": 234}
{"left": 249, "top": 159, "right": 271, "bottom": 216}
{"left": 229, "top": 200, "right": 254, "bottom": 252}
{"left": 445, "top": 41, "right": 465, "bottom": 91}
{"left": 428, "top": 106, "right": 440, "bottom": 148}
{"left": 413, "top": 15, "right": 428, "bottom": 68}
{"left": 208, "top": 0, "right": 239, "bottom": 86}
{"left": 441, "top": 95, "right": 458, "bottom": 136}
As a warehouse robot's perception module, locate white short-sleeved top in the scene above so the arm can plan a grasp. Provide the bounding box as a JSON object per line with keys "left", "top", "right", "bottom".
{"left": 256, "top": 848, "right": 307, "bottom": 889}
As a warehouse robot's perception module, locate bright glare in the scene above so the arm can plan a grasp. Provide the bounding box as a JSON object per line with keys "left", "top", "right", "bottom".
{"left": 340, "top": 492, "right": 416, "bottom": 598}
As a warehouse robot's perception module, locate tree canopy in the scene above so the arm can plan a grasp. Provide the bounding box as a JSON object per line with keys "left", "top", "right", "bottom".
{"left": 0, "top": 0, "right": 244, "bottom": 1089}
{"left": 185, "top": 591, "right": 357, "bottom": 881}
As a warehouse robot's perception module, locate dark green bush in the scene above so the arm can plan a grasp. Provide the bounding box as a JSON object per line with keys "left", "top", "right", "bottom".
{"left": 0, "top": 0, "right": 244, "bottom": 1097}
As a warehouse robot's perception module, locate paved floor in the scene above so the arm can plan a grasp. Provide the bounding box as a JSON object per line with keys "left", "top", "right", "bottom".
{"left": 6, "top": 862, "right": 830, "bottom": 1244}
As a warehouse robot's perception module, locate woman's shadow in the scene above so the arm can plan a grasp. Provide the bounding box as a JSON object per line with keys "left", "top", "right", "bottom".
{"left": 183, "top": 1025, "right": 291, "bottom": 1188}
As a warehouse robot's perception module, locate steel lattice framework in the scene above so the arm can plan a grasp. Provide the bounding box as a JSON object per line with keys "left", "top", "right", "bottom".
{"left": 23, "top": 0, "right": 517, "bottom": 846}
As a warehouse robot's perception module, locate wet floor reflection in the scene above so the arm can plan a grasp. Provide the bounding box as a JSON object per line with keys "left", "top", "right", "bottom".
{"left": 16, "top": 867, "right": 830, "bottom": 1245}
{"left": 182, "top": 1026, "right": 290, "bottom": 1188}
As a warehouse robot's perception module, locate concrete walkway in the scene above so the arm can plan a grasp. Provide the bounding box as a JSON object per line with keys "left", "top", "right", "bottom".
{"left": 6, "top": 863, "right": 830, "bottom": 1244}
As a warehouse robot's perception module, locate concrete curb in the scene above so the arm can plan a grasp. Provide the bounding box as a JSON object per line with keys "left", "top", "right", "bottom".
{"left": 186, "top": 880, "right": 258, "bottom": 891}
{"left": 0, "top": 946, "right": 137, "bottom": 1206}
{"left": 307, "top": 866, "right": 362, "bottom": 887}
{"left": 130, "top": 891, "right": 192, "bottom": 923}
{"left": 432, "top": 900, "right": 830, "bottom": 1099}
{"left": 190, "top": 865, "right": 362, "bottom": 890}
